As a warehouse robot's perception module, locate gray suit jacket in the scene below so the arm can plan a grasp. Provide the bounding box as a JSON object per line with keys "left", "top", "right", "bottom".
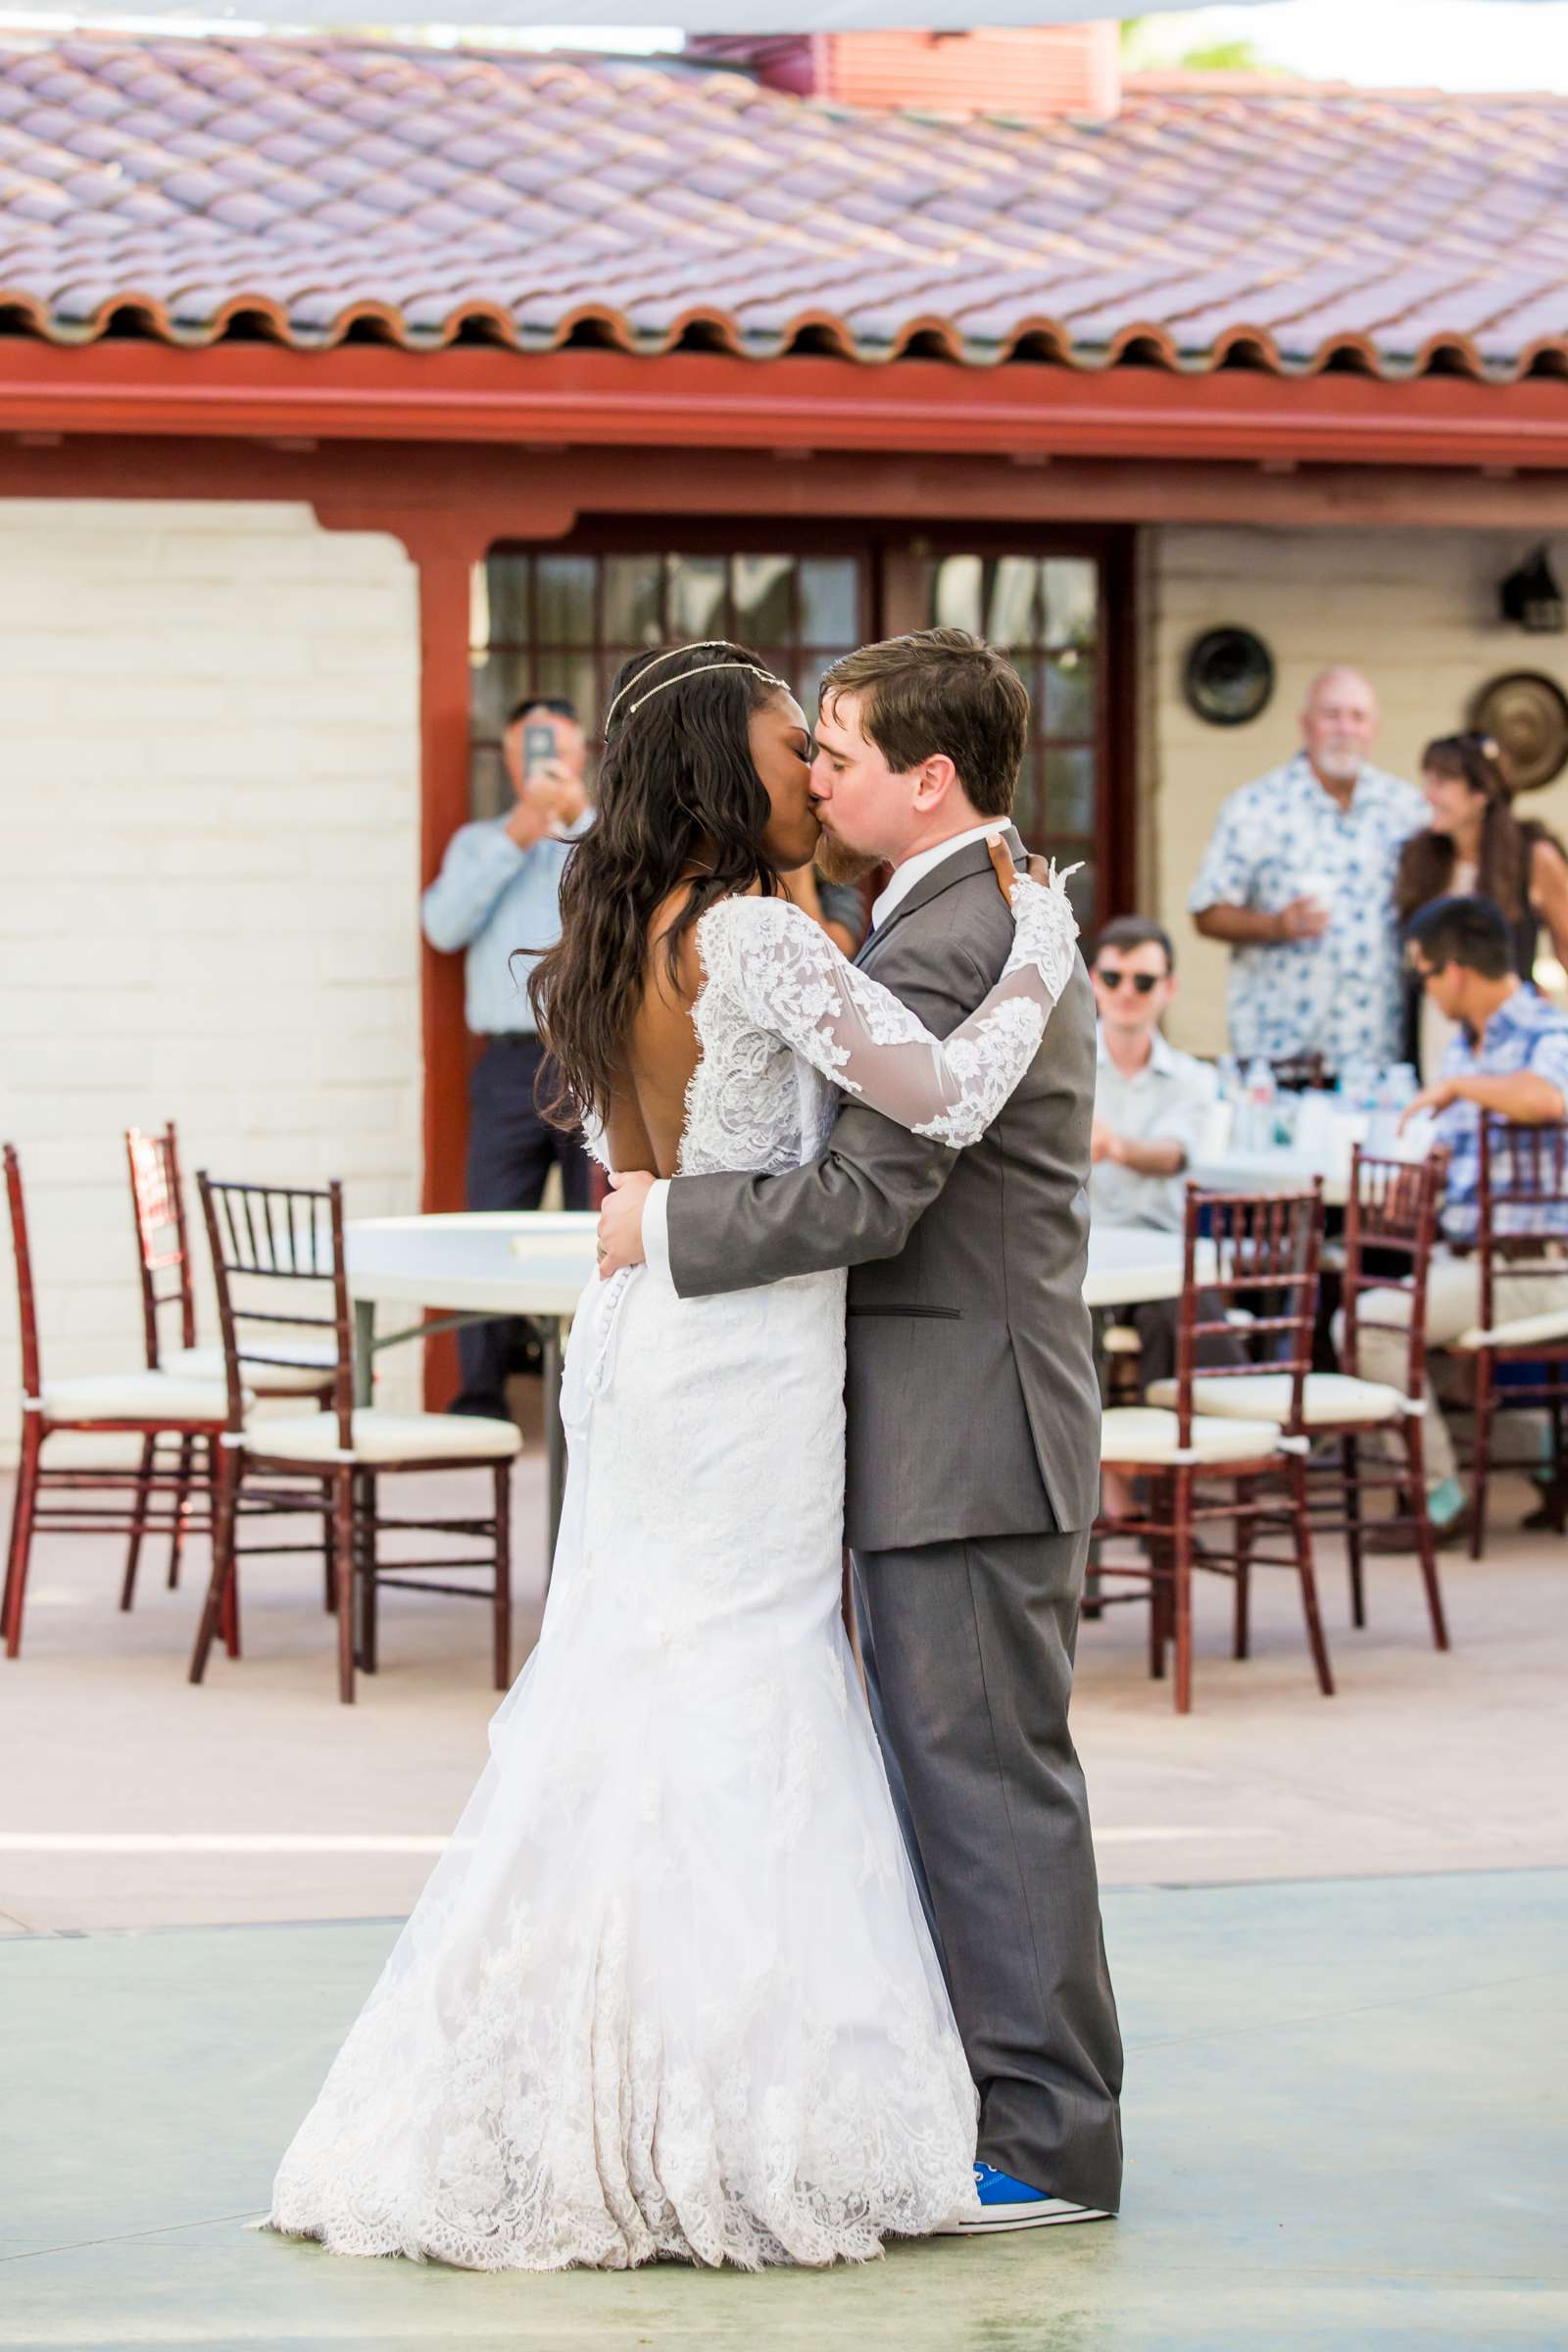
{"left": 664, "top": 833, "right": 1102, "bottom": 1551}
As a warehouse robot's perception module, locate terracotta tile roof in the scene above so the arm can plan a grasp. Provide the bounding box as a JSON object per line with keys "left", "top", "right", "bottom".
{"left": 1, "top": 32, "right": 1565, "bottom": 381}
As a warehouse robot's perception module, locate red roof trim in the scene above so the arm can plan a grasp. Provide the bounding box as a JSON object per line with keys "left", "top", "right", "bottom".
{"left": 2, "top": 292, "right": 1564, "bottom": 388}
{"left": 3, "top": 340, "right": 1567, "bottom": 469}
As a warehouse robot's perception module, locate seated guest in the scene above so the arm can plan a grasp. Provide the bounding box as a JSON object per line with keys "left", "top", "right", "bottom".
{"left": 1395, "top": 732, "right": 1568, "bottom": 1079}
{"left": 1090, "top": 917, "right": 1242, "bottom": 1391}
{"left": 1356, "top": 896, "right": 1568, "bottom": 1545}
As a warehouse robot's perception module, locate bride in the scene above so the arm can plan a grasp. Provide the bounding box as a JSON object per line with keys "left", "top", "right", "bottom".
{"left": 259, "top": 640, "right": 1080, "bottom": 2272}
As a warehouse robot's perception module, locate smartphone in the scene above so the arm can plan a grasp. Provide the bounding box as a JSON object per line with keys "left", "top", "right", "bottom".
{"left": 521, "top": 722, "right": 556, "bottom": 779}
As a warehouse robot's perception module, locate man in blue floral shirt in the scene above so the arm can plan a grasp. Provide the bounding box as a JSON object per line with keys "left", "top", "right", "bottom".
{"left": 1354, "top": 897, "right": 1568, "bottom": 1542}
{"left": 1189, "top": 668, "right": 1424, "bottom": 1070}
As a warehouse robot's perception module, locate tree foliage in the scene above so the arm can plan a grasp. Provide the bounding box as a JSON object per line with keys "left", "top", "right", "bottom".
{"left": 1120, "top": 18, "right": 1281, "bottom": 74}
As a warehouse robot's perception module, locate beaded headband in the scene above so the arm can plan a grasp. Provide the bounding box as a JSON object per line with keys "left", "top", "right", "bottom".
{"left": 604, "top": 642, "right": 789, "bottom": 730}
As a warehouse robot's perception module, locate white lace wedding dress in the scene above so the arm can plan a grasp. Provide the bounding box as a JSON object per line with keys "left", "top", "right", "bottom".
{"left": 261, "top": 870, "right": 1078, "bottom": 2273}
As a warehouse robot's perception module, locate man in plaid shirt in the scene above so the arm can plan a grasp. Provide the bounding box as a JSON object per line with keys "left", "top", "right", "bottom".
{"left": 1355, "top": 897, "right": 1568, "bottom": 1542}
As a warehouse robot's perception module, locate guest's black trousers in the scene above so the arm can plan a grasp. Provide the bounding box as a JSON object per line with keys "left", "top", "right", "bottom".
{"left": 456, "top": 1036, "right": 591, "bottom": 1414}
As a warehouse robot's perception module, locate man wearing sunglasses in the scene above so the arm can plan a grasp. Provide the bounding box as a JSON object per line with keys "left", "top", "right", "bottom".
{"left": 1090, "top": 918, "right": 1241, "bottom": 1392}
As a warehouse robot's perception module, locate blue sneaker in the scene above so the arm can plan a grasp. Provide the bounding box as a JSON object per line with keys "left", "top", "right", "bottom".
{"left": 939, "top": 2162, "right": 1112, "bottom": 2233}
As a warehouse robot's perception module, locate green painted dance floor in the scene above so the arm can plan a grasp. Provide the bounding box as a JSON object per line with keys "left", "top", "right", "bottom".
{"left": 5, "top": 1870, "right": 1564, "bottom": 2350}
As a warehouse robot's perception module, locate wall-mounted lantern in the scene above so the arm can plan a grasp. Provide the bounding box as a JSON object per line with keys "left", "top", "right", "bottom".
{"left": 1498, "top": 546, "right": 1565, "bottom": 635}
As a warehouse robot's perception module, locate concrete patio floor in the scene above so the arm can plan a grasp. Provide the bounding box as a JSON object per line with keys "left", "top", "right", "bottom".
{"left": 2, "top": 1431, "right": 1566, "bottom": 2347}
{"left": 1, "top": 1444, "right": 1564, "bottom": 1934}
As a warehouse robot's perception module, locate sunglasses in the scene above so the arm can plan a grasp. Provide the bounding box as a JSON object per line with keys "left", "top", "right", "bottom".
{"left": 1095, "top": 969, "right": 1162, "bottom": 995}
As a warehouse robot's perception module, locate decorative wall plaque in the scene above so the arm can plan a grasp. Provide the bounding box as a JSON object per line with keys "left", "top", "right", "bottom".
{"left": 1182, "top": 626, "right": 1275, "bottom": 727}
{"left": 1468, "top": 670, "right": 1568, "bottom": 794}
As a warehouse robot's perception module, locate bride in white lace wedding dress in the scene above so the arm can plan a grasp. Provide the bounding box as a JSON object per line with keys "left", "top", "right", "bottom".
{"left": 260, "top": 644, "right": 1079, "bottom": 2273}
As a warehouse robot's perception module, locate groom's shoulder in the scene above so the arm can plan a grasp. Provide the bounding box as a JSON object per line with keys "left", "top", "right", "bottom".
{"left": 892, "top": 854, "right": 1013, "bottom": 969}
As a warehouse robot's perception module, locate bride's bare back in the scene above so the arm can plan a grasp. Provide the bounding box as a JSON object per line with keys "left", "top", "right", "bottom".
{"left": 603, "top": 844, "right": 1042, "bottom": 1180}
{"left": 605, "top": 887, "right": 715, "bottom": 1180}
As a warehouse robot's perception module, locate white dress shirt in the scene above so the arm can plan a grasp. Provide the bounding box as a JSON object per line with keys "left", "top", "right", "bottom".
{"left": 1091, "top": 1026, "right": 1217, "bottom": 1233}
{"left": 641, "top": 823, "right": 1005, "bottom": 1279}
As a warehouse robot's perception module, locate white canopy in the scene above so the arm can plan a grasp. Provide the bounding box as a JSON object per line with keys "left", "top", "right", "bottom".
{"left": 5, "top": 1, "right": 1555, "bottom": 27}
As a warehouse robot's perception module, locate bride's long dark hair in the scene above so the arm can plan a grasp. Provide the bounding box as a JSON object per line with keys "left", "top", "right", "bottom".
{"left": 527, "top": 642, "right": 789, "bottom": 1130}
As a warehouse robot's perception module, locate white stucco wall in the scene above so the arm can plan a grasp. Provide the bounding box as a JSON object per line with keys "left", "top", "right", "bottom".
{"left": 1145, "top": 525, "right": 1568, "bottom": 1054}
{"left": 0, "top": 500, "right": 422, "bottom": 1458}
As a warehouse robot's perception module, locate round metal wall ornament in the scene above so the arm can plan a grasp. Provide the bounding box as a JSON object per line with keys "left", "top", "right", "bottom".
{"left": 1182, "top": 627, "right": 1275, "bottom": 727}
{"left": 1468, "top": 670, "right": 1568, "bottom": 794}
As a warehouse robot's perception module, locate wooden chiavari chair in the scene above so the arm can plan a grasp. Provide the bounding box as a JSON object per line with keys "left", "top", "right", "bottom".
{"left": 3, "top": 1143, "right": 231, "bottom": 1658}
{"left": 189, "top": 1174, "right": 520, "bottom": 1703}
{"left": 1095, "top": 1182, "right": 1333, "bottom": 1714}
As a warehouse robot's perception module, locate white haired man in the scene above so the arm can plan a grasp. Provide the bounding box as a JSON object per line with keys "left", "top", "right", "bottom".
{"left": 1189, "top": 667, "right": 1424, "bottom": 1073}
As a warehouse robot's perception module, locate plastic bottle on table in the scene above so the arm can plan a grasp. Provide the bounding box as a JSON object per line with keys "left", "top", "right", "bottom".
{"left": 1366, "top": 1067, "right": 1399, "bottom": 1156}
{"left": 1243, "top": 1057, "right": 1277, "bottom": 1153}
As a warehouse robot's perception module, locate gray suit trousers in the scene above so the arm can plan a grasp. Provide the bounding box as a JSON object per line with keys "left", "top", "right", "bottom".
{"left": 853, "top": 1529, "right": 1124, "bottom": 2214}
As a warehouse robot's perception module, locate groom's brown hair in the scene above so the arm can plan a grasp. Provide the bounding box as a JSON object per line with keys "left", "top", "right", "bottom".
{"left": 819, "top": 627, "right": 1029, "bottom": 818}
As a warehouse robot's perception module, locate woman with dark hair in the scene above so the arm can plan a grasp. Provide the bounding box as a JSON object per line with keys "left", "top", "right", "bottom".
{"left": 1396, "top": 731, "right": 1568, "bottom": 1075}
{"left": 261, "top": 642, "right": 1080, "bottom": 2273}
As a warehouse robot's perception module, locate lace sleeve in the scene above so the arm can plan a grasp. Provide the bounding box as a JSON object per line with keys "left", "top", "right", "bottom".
{"left": 702, "top": 869, "right": 1079, "bottom": 1149}
{"left": 578, "top": 1109, "right": 612, "bottom": 1173}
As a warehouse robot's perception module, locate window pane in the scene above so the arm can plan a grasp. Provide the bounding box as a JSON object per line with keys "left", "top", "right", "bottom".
{"left": 1041, "top": 559, "right": 1097, "bottom": 652}
{"left": 530, "top": 651, "right": 600, "bottom": 735}
{"left": 667, "top": 555, "right": 727, "bottom": 640}
{"left": 468, "top": 651, "right": 530, "bottom": 744}
{"left": 536, "top": 554, "right": 596, "bottom": 646}
{"left": 799, "top": 557, "right": 858, "bottom": 644}
{"left": 795, "top": 659, "right": 843, "bottom": 728}
{"left": 1043, "top": 647, "right": 1097, "bottom": 736}
{"left": 929, "top": 554, "right": 982, "bottom": 634}
{"left": 1044, "top": 745, "right": 1096, "bottom": 833}
{"left": 1063, "top": 858, "right": 1096, "bottom": 935}
{"left": 603, "top": 556, "right": 662, "bottom": 646}
{"left": 733, "top": 554, "right": 794, "bottom": 646}
{"left": 470, "top": 742, "right": 509, "bottom": 822}
{"left": 984, "top": 556, "right": 1038, "bottom": 649}
{"left": 483, "top": 555, "right": 531, "bottom": 646}
{"left": 1011, "top": 751, "right": 1048, "bottom": 846}
{"left": 471, "top": 649, "right": 599, "bottom": 744}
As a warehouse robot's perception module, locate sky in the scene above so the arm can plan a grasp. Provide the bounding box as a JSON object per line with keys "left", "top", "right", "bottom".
{"left": 0, "top": 2, "right": 1565, "bottom": 94}
{"left": 1128, "top": 2, "right": 1568, "bottom": 92}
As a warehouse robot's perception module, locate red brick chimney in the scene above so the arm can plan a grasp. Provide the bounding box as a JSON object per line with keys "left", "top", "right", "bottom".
{"left": 688, "top": 26, "right": 1122, "bottom": 122}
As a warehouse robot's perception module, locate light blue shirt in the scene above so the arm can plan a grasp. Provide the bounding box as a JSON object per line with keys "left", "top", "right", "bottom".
{"left": 420, "top": 811, "right": 592, "bottom": 1036}
{"left": 1436, "top": 986, "right": 1568, "bottom": 1242}
{"left": 1188, "top": 753, "right": 1425, "bottom": 1068}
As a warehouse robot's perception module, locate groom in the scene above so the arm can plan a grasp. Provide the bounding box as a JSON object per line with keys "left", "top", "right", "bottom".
{"left": 598, "top": 626, "right": 1122, "bottom": 2229}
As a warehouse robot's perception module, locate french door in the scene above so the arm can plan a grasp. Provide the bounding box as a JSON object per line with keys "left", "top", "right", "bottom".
{"left": 469, "top": 522, "right": 1133, "bottom": 932}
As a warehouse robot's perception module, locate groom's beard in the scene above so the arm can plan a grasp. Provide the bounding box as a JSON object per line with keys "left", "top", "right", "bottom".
{"left": 816, "top": 830, "right": 882, "bottom": 887}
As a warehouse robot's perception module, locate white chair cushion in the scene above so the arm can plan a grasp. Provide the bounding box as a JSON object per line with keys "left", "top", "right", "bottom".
{"left": 39, "top": 1370, "right": 235, "bottom": 1425}
{"left": 1452, "top": 1309, "right": 1568, "bottom": 1351}
{"left": 1101, "top": 1407, "right": 1286, "bottom": 1468}
{"left": 165, "top": 1341, "right": 337, "bottom": 1397}
{"left": 1101, "top": 1325, "right": 1143, "bottom": 1356}
{"left": 245, "top": 1409, "right": 522, "bottom": 1465}
{"left": 1146, "top": 1372, "right": 1408, "bottom": 1426}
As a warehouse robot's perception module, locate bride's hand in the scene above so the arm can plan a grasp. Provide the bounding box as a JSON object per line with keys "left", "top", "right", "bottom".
{"left": 986, "top": 835, "right": 1052, "bottom": 902}
{"left": 597, "top": 1170, "right": 655, "bottom": 1279}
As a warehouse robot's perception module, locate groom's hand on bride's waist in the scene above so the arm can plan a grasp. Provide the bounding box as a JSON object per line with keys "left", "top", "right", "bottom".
{"left": 598, "top": 1171, "right": 654, "bottom": 1278}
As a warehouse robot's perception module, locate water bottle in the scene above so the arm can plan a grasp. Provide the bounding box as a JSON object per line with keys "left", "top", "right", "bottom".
{"left": 1366, "top": 1067, "right": 1399, "bottom": 1156}
{"left": 1243, "top": 1057, "right": 1276, "bottom": 1153}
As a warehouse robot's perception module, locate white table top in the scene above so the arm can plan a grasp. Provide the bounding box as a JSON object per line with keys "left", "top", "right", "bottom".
{"left": 346, "top": 1212, "right": 1210, "bottom": 1316}
{"left": 1187, "top": 1148, "right": 1351, "bottom": 1207}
